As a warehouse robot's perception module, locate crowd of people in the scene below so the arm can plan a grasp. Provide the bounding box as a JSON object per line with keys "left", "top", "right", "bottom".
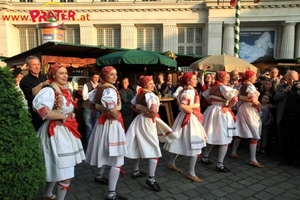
{"left": 14, "top": 55, "right": 300, "bottom": 200}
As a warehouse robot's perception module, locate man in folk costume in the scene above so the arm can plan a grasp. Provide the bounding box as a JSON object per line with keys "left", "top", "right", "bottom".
{"left": 85, "top": 66, "right": 128, "bottom": 200}
{"left": 33, "top": 63, "right": 86, "bottom": 200}
{"left": 126, "top": 76, "right": 175, "bottom": 191}
{"left": 164, "top": 72, "right": 207, "bottom": 182}
{"left": 201, "top": 71, "right": 238, "bottom": 172}
{"left": 230, "top": 70, "right": 264, "bottom": 168}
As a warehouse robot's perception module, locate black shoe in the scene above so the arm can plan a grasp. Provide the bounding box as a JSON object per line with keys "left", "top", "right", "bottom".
{"left": 132, "top": 171, "right": 147, "bottom": 179}
{"left": 94, "top": 176, "right": 109, "bottom": 185}
{"left": 201, "top": 159, "right": 213, "bottom": 165}
{"left": 278, "top": 160, "right": 293, "bottom": 166}
{"left": 106, "top": 194, "right": 128, "bottom": 200}
{"left": 145, "top": 179, "right": 161, "bottom": 192}
{"left": 215, "top": 165, "right": 230, "bottom": 173}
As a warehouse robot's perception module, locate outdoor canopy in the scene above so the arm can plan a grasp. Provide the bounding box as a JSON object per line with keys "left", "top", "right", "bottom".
{"left": 96, "top": 49, "right": 177, "bottom": 72}
{"left": 190, "top": 54, "right": 258, "bottom": 73}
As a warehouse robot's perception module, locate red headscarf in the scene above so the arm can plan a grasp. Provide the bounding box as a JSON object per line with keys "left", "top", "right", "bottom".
{"left": 182, "top": 72, "right": 193, "bottom": 86}
{"left": 139, "top": 76, "right": 153, "bottom": 88}
{"left": 47, "top": 63, "right": 63, "bottom": 83}
{"left": 239, "top": 70, "right": 255, "bottom": 83}
{"left": 100, "top": 66, "right": 115, "bottom": 83}
{"left": 213, "top": 71, "right": 227, "bottom": 86}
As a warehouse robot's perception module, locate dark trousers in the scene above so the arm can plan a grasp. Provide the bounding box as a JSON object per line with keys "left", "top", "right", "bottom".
{"left": 29, "top": 108, "right": 45, "bottom": 131}
{"left": 280, "top": 113, "right": 300, "bottom": 162}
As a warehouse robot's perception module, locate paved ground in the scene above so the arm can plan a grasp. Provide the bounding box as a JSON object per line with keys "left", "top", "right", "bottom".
{"left": 34, "top": 144, "right": 300, "bottom": 200}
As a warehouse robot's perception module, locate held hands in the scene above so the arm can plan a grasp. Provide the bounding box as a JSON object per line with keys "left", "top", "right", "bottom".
{"left": 55, "top": 113, "right": 75, "bottom": 125}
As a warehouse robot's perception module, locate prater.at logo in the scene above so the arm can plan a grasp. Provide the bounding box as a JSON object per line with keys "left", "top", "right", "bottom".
{"left": 29, "top": 2, "right": 90, "bottom": 23}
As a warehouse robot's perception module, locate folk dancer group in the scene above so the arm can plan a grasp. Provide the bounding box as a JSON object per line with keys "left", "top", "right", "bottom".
{"left": 32, "top": 62, "right": 263, "bottom": 200}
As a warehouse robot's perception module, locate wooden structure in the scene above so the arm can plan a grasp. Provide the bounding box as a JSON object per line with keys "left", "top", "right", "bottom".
{"left": 252, "top": 58, "right": 300, "bottom": 74}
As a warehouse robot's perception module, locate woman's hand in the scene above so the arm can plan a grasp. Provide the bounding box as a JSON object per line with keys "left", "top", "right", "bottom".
{"left": 220, "top": 106, "right": 228, "bottom": 114}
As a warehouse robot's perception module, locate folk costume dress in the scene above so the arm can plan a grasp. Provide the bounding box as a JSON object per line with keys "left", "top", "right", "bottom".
{"left": 126, "top": 89, "right": 174, "bottom": 159}
{"left": 164, "top": 86, "right": 207, "bottom": 156}
{"left": 236, "top": 82, "right": 262, "bottom": 140}
{"left": 33, "top": 82, "right": 86, "bottom": 182}
{"left": 202, "top": 84, "right": 238, "bottom": 145}
{"left": 85, "top": 83, "right": 127, "bottom": 167}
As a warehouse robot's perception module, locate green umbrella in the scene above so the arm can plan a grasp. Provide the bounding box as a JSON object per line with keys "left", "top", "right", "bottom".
{"left": 96, "top": 50, "right": 177, "bottom": 71}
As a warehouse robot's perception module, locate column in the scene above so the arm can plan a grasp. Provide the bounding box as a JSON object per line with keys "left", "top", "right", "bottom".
{"left": 206, "top": 22, "right": 223, "bottom": 55}
{"left": 121, "top": 24, "right": 135, "bottom": 49}
{"left": 80, "top": 24, "right": 95, "bottom": 45}
{"left": 222, "top": 23, "right": 235, "bottom": 56}
{"left": 280, "top": 22, "right": 296, "bottom": 58}
{"left": 162, "top": 24, "right": 177, "bottom": 53}
{"left": 295, "top": 23, "right": 300, "bottom": 58}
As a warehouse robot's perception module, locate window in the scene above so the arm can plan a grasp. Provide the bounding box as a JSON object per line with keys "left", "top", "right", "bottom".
{"left": 19, "top": 28, "right": 38, "bottom": 52}
{"left": 65, "top": 27, "right": 80, "bottom": 44}
{"left": 137, "top": 27, "right": 162, "bottom": 51}
{"left": 100, "top": 0, "right": 117, "bottom": 1}
{"left": 96, "top": 28, "right": 120, "bottom": 48}
{"left": 178, "top": 27, "right": 203, "bottom": 56}
{"left": 60, "top": 0, "right": 74, "bottom": 2}
{"left": 19, "top": 0, "right": 33, "bottom": 2}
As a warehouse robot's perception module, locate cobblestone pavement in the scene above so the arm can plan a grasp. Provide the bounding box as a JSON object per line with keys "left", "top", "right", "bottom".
{"left": 35, "top": 144, "right": 300, "bottom": 200}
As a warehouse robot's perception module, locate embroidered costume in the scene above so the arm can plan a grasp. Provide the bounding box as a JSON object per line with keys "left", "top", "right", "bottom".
{"left": 33, "top": 82, "right": 85, "bottom": 182}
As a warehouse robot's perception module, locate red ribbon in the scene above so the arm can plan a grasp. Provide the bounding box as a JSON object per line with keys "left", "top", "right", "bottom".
{"left": 181, "top": 107, "right": 203, "bottom": 127}
{"left": 222, "top": 106, "right": 236, "bottom": 122}
{"left": 155, "top": 158, "right": 161, "bottom": 165}
{"left": 98, "top": 111, "right": 125, "bottom": 131}
{"left": 48, "top": 118, "right": 81, "bottom": 139}
{"left": 60, "top": 88, "right": 74, "bottom": 107}
{"left": 58, "top": 183, "right": 70, "bottom": 192}
{"left": 118, "top": 166, "right": 126, "bottom": 178}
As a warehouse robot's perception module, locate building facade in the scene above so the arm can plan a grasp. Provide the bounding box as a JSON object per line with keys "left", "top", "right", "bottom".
{"left": 0, "top": 0, "right": 299, "bottom": 66}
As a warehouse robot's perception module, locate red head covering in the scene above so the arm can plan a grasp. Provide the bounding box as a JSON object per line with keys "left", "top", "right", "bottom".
{"left": 215, "top": 71, "right": 227, "bottom": 82}
{"left": 139, "top": 76, "right": 153, "bottom": 88}
{"left": 240, "top": 70, "right": 256, "bottom": 83}
{"left": 100, "top": 66, "right": 115, "bottom": 83}
{"left": 47, "top": 63, "right": 63, "bottom": 83}
{"left": 182, "top": 72, "right": 194, "bottom": 85}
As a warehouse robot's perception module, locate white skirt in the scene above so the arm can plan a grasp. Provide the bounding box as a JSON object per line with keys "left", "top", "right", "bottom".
{"left": 85, "top": 119, "right": 127, "bottom": 167}
{"left": 236, "top": 102, "right": 262, "bottom": 140}
{"left": 126, "top": 114, "right": 170, "bottom": 159}
{"left": 164, "top": 111, "right": 206, "bottom": 156}
{"left": 203, "top": 103, "right": 236, "bottom": 145}
{"left": 38, "top": 121, "right": 86, "bottom": 182}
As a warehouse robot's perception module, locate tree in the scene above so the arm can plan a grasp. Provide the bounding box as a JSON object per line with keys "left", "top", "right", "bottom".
{"left": 0, "top": 67, "right": 45, "bottom": 200}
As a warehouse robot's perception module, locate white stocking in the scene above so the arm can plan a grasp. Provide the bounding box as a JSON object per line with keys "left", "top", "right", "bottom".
{"left": 188, "top": 156, "right": 198, "bottom": 176}
{"left": 148, "top": 158, "right": 157, "bottom": 177}
{"left": 218, "top": 145, "right": 228, "bottom": 164}
{"left": 168, "top": 154, "right": 178, "bottom": 166}
{"left": 97, "top": 165, "right": 106, "bottom": 177}
{"left": 133, "top": 159, "right": 140, "bottom": 171}
{"left": 203, "top": 144, "right": 214, "bottom": 158}
{"left": 249, "top": 140, "right": 258, "bottom": 162}
{"left": 108, "top": 166, "right": 120, "bottom": 192}
{"left": 43, "top": 182, "right": 56, "bottom": 198}
{"left": 56, "top": 182, "right": 69, "bottom": 200}
{"left": 231, "top": 137, "right": 241, "bottom": 154}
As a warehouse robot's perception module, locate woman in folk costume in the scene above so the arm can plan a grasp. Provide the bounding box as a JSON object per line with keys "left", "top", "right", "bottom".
{"left": 85, "top": 66, "right": 128, "bottom": 200}
{"left": 200, "top": 71, "right": 238, "bottom": 172}
{"left": 164, "top": 72, "right": 207, "bottom": 183}
{"left": 230, "top": 70, "right": 264, "bottom": 168}
{"left": 32, "top": 63, "right": 85, "bottom": 200}
{"left": 126, "top": 75, "right": 175, "bottom": 192}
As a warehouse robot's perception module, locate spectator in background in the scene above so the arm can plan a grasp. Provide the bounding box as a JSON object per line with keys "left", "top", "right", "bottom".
{"left": 270, "top": 68, "right": 281, "bottom": 89}
{"left": 229, "top": 70, "right": 241, "bottom": 115}
{"left": 154, "top": 72, "right": 166, "bottom": 95}
{"left": 177, "top": 71, "right": 185, "bottom": 85}
{"left": 119, "top": 77, "right": 136, "bottom": 131}
{"left": 82, "top": 71, "right": 100, "bottom": 144}
{"left": 20, "top": 55, "right": 49, "bottom": 131}
{"left": 258, "top": 94, "right": 273, "bottom": 154}
{"left": 13, "top": 68, "right": 27, "bottom": 108}
{"left": 199, "top": 69, "right": 214, "bottom": 113}
{"left": 162, "top": 73, "right": 175, "bottom": 96}
{"left": 275, "top": 70, "right": 300, "bottom": 166}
